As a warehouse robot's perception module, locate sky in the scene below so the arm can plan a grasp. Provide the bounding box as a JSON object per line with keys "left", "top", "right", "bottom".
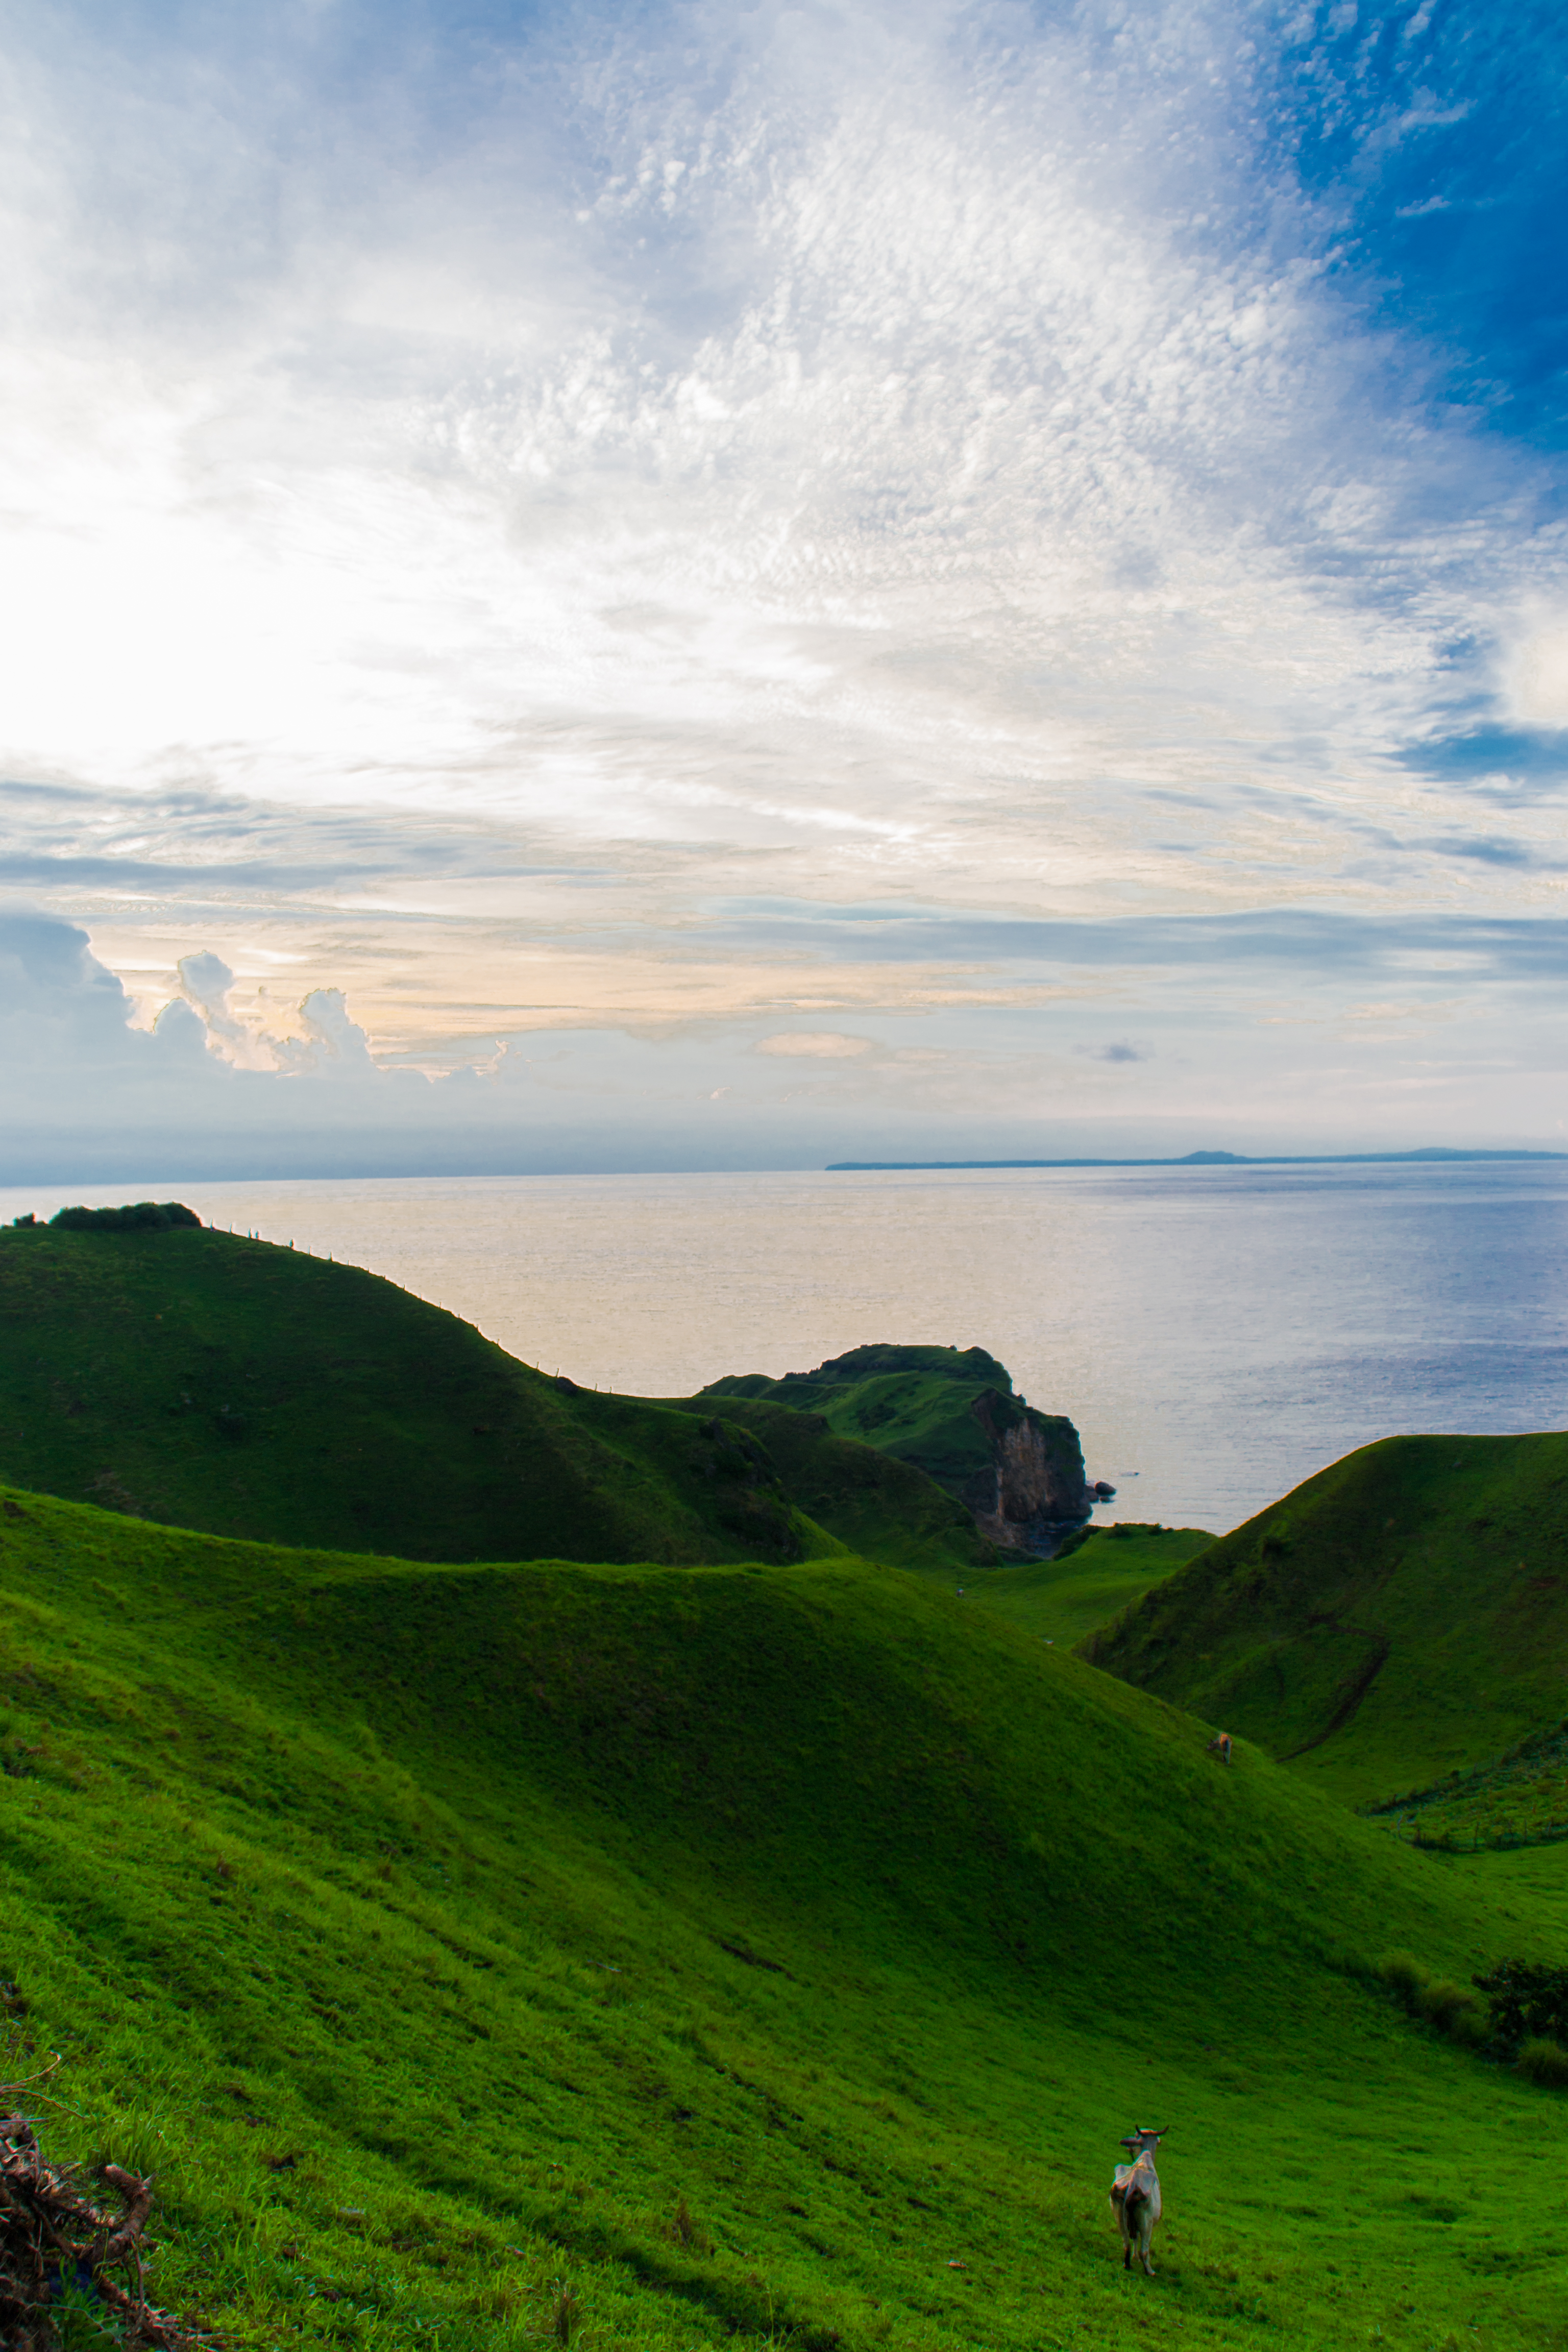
{"left": 2, "top": 0, "right": 1566, "bottom": 1177}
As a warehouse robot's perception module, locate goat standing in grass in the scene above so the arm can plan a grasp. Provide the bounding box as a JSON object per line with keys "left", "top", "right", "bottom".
{"left": 1109, "top": 2127, "right": 1167, "bottom": 2273}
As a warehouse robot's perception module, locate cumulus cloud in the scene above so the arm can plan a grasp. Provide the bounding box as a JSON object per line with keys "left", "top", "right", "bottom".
{"left": 4, "top": 907, "right": 1565, "bottom": 1187}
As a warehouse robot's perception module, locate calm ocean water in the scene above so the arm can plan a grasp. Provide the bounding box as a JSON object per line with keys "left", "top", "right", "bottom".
{"left": 5, "top": 1162, "right": 1565, "bottom": 1536}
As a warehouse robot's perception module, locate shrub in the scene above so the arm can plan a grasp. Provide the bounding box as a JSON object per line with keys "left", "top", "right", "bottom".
{"left": 50, "top": 1201, "right": 201, "bottom": 1233}
{"left": 1377, "top": 1955, "right": 1489, "bottom": 2050}
{"left": 1474, "top": 1958, "right": 1568, "bottom": 2053}
{"left": 1417, "top": 1978, "right": 1480, "bottom": 2033}
{"left": 1377, "top": 1951, "right": 1428, "bottom": 2007}
{"left": 1515, "top": 2037, "right": 1568, "bottom": 2089}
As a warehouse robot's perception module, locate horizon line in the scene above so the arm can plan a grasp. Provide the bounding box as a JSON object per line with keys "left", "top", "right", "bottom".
{"left": 825, "top": 1148, "right": 1568, "bottom": 1171}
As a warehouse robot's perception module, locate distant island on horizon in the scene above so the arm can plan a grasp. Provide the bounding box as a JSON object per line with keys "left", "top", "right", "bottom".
{"left": 826, "top": 1147, "right": 1568, "bottom": 1170}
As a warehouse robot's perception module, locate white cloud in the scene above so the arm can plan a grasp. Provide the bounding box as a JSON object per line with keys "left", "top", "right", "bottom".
{"left": 1501, "top": 607, "right": 1568, "bottom": 729}
{"left": 0, "top": 0, "right": 1553, "bottom": 907}
{"left": 755, "top": 1032, "right": 875, "bottom": 1057}
{"left": 0, "top": 4, "right": 1563, "bottom": 1160}
{"left": 3, "top": 909, "right": 1564, "bottom": 1186}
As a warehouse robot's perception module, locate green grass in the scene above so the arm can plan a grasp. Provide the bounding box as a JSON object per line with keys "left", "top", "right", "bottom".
{"left": 3, "top": 1481, "right": 1568, "bottom": 2349}
{"left": 966, "top": 1524, "right": 1217, "bottom": 1646}
{"left": 699, "top": 1344, "right": 1087, "bottom": 1510}
{"left": 1083, "top": 1432, "right": 1568, "bottom": 1806}
{"left": 664, "top": 1394, "right": 996, "bottom": 1582}
{"left": 0, "top": 1224, "right": 982, "bottom": 1577}
{"left": 1370, "top": 1719, "right": 1568, "bottom": 1850}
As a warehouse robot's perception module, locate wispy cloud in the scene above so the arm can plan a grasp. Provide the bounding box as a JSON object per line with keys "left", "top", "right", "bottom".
{"left": 0, "top": 1, "right": 1564, "bottom": 1162}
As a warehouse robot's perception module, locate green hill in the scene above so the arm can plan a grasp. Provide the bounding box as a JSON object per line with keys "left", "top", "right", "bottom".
{"left": 1082, "top": 1431, "right": 1568, "bottom": 1806}
{"left": 0, "top": 1219, "right": 977, "bottom": 1577}
{"left": 968, "top": 1522, "right": 1217, "bottom": 1646}
{"left": 701, "top": 1344, "right": 1020, "bottom": 1491}
{"left": 1370, "top": 1717, "right": 1568, "bottom": 1850}
{"left": 670, "top": 1391, "right": 999, "bottom": 1581}
{"left": 0, "top": 1479, "right": 1564, "bottom": 2350}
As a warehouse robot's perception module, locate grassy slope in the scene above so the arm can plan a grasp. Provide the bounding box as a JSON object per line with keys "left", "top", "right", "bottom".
{"left": 700, "top": 1346, "right": 1059, "bottom": 1497}
{"left": 1369, "top": 1718, "right": 1568, "bottom": 1849}
{"left": 2, "top": 1485, "right": 1565, "bottom": 2351}
{"left": 663, "top": 1394, "right": 997, "bottom": 1581}
{"left": 968, "top": 1525, "right": 1217, "bottom": 1647}
{"left": 0, "top": 1226, "right": 981, "bottom": 1575}
{"left": 1083, "top": 1433, "right": 1568, "bottom": 1808}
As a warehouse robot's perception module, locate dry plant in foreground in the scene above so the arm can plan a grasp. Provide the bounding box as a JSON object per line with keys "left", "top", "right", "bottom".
{"left": 0, "top": 2106, "right": 193, "bottom": 2350}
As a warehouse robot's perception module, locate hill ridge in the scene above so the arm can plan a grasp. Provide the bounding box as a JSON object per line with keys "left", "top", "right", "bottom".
{"left": 0, "top": 1475, "right": 1561, "bottom": 2349}
{"left": 1083, "top": 1429, "right": 1568, "bottom": 1804}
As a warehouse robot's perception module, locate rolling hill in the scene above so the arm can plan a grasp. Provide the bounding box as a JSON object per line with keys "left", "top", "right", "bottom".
{"left": 671, "top": 1389, "right": 1003, "bottom": 1581}
{"left": 1, "top": 1477, "right": 1564, "bottom": 2351}
{"left": 967, "top": 1522, "right": 1217, "bottom": 1647}
{"left": 0, "top": 1218, "right": 986, "bottom": 1578}
{"left": 1083, "top": 1431, "right": 1568, "bottom": 1806}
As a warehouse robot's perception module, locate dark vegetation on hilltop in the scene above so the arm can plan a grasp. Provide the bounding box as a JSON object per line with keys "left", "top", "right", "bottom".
{"left": 43, "top": 1201, "right": 201, "bottom": 1233}
{"left": 1, "top": 1479, "right": 1565, "bottom": 2350}
{"left": 1083, "top": 1432, "right": 1568, "bottom": 1807}
{"left": 0, "top": 1222, "right": 981, "bottom": 1578}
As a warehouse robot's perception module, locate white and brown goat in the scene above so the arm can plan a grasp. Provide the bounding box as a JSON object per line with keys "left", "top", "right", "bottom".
{"left": 1109, "top": 2126, "right": 1167, "bottom": 2273}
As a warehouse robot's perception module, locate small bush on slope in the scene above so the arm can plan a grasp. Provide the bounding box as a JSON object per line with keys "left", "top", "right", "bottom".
{"left": 1515, "top": 2039, "right": 1568, "bottom": 2089}
{"left": 0, "top": 1483, "right": 1563, "bottom": 2349}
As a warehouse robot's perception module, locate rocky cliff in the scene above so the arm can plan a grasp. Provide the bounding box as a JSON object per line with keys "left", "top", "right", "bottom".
{"left": 960, "top": 1387, "right": 1097, "bottom": 1554}
{"left": 701, "top": 1343, "right": 1102, "bottom": 1556}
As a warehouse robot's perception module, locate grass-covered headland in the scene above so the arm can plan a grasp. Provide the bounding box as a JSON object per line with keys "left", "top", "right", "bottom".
{"left": 2, "top": 1216, "right": 1567, "bottom": 2350}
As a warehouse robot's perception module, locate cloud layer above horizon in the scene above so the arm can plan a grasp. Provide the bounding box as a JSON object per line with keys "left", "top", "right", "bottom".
{"left": 2, "top": 0, "right": 1566, "bottom": 1170}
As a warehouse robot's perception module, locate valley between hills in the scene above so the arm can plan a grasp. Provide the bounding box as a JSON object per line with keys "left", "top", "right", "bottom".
{"left": 1, "top": 1211, "right": 1566, "bottom": 2352}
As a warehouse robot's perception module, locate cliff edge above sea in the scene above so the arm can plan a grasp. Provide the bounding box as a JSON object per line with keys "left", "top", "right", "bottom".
{"left": 699, "top": 1342, "right": 1105, "bottom": 1554}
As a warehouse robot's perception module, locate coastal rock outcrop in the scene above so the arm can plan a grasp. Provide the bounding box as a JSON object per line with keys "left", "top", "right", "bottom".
{"left": 960, "top": 1388, "right": 1097, "bottom": 1554}
{"left": 701, "top": 1342, "right": 1100, "bottom": 1557}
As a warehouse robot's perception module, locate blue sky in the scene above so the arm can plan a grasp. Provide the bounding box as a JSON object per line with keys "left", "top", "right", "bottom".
{"left": 2, "top": 0, "right": 1565, "bottom": 1173}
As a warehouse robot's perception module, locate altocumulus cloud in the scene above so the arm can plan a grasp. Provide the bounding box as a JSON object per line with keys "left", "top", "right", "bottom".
{"left": 0, "top": 2, "right": 1566, "bottom": 1166}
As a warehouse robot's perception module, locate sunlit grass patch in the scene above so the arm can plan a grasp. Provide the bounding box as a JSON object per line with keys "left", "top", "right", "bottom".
{"left": 0, "top": 1478, "right": 1562, "bottom": 2347}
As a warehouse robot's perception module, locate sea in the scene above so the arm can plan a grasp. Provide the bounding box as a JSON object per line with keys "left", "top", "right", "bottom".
{"left": 4, "top": 1160, "right": 1565, "bottom": 1537}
